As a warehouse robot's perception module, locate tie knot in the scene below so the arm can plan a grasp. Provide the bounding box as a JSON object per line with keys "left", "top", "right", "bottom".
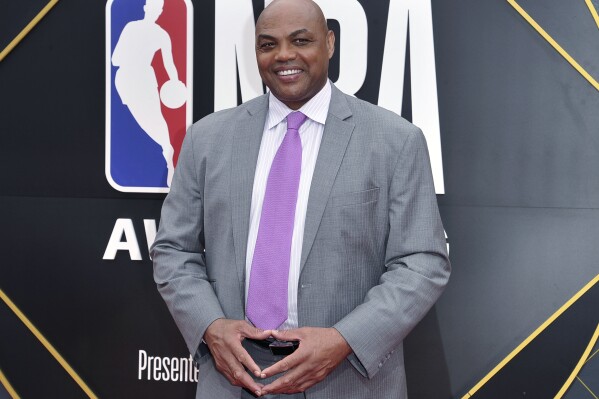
{"left": 286, "top": 111, "right": 307, "bottom": 131}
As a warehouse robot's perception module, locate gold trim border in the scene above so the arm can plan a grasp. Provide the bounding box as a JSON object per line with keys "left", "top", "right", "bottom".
{"left": 0, "top": 369, "right": 20, "bottom": 399}
{"left": 462, "top": 274, "right": 599, "bottom": 398}
{"left": 585, "top": 0, "right": 599, "bottom": 29}
{"left": 507, "top": 0, "right": 599, "bottom": 91}
{"left": 0, "top": 289, "right": 98, "bottom": 398}
{"left": 0, "top": 0, "right": 60, "bottom": 62}
{"left": 555, "top": 324, "right": 599, "bottom": 398}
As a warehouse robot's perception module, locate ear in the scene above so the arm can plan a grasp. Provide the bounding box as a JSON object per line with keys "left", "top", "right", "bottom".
{"left": 326, "top": 30, "right": 335, "bottom": 59}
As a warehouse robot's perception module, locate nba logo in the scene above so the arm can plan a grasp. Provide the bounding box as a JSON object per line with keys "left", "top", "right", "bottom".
{"left": 106, "top": 0, "right": 193, "bottom": 192}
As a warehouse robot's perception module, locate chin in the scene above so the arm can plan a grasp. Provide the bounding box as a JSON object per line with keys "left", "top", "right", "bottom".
{"left": 272, "top": 89, "right": 303, "bottom": 102}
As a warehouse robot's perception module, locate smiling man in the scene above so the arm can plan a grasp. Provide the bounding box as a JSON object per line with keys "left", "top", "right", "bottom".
{"left": 152, "top": 0, "right": 450, "bottom": 398}
{"left": 254, "top": 1, "right": 333, "bottom": 110}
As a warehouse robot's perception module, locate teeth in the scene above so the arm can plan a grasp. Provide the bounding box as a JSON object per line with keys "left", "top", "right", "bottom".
{"left": 277, "top": 69, "right": 301, "bottom": 76}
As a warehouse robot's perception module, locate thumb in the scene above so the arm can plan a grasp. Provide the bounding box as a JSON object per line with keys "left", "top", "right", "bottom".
{"left": 271, "top": 328, "right": 302, "bottom": 341}
{"left": 242, "top": 324, "right": 273, "bottom": 340}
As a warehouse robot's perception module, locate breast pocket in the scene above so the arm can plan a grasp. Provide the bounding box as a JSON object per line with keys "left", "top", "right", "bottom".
{"left": 328, "top": 187, "right": 381, "bottom": 268}
{"left": 332, "top": 187, "right": 379, "bottom": 208}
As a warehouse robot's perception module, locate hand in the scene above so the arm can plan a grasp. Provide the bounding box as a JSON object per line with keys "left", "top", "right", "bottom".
{"left": 204, "top": 319, "right": 272, "bottom": 396}
{"left": 260, "top": 327, "right": 352, "bottom": 395}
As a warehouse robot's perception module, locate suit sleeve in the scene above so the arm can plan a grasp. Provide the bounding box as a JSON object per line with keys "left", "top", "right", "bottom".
{"left": 152, "top": 126, "right": 225, "bottom": 359}
{"left": 333, "top": 127, "right": 450, "bottom": 379}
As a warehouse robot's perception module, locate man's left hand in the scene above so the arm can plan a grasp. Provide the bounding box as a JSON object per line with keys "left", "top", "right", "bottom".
{"left": 260, "top": 327, "right": 352, "bottom": 395}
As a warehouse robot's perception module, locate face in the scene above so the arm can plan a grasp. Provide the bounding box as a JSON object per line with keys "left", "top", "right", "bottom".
{"left": 255, "top": 1, "right": 335, "bottom": 110}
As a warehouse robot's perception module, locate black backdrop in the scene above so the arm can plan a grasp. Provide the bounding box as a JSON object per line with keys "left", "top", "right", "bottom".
{"left": 1, "top": 0, "right": 598, "bottom": 398}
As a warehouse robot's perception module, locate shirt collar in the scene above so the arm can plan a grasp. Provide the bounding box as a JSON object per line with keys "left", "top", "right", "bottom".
{"left": 266, "top": 80, "right": 332, "bottom": 130}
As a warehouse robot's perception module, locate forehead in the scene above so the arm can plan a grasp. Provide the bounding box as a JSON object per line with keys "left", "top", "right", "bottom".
{"left": 256, "top": 2, "right": 322, "bottom": 36}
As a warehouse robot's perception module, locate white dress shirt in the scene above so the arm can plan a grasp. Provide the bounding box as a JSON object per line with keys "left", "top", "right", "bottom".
{"left": 245, "top": 81, "right": 332, "bottom": 330}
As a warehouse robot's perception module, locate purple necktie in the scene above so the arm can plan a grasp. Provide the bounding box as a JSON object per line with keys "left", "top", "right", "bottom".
{"left": 246, "top": 111, "right": 307, "bottom": 330}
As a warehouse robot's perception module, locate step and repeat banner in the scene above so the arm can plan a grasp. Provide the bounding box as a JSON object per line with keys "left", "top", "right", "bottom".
{"left": 1, "top": 0, "right": 598, "bottom": 398}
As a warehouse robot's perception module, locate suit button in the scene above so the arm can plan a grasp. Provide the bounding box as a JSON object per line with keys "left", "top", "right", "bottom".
{"left": 378, "top": 362, "right": 383, "bottom": 368}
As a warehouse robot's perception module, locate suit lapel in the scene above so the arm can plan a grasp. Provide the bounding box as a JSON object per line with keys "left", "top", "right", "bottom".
{"left": 231, "top": 95, "right": 269, "bottom": 291}
{"left": 300, "top": 86, "right": 355, "bottom": 271}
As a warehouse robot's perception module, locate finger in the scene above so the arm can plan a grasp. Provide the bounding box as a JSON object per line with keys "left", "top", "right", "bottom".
{"left": 241, "top": 323, "right": 273, "bottom": 340}
{"left": 270, "top": 328, "right": 303, "bottom": 342}
{"left": 261, "top": 350, "right": 304, "bottom": 378}
{"left": 228, "top": 366, "right": 264, "bottom": 397}
{"left": 233, "top": 346, "right": 263, "bottom": 378}
{"left": 214, "top": 341, "right": 263, "bottom": 392}
{"left": 221, "top": 350, "right": 263, "bottom": 395}
{"left": 286, "top": 363, "right": 327, "bottom": 391}
{"left": 262, "top": 358, "right": 326, "bottom": 395}
{"left": 261, "top": 366, "right": 306, "bottom": 395}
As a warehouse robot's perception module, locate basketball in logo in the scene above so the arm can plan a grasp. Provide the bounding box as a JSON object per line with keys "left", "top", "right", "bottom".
{"left": 106, "top": 0, "right": 193, "bottom": 192}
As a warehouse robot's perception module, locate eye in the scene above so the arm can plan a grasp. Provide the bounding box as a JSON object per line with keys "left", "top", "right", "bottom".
{"left": 293, "top": 38, "right": 311, "bottom": 46}
{"left": 258, "top": 42, "right": 276, "bottom": 51}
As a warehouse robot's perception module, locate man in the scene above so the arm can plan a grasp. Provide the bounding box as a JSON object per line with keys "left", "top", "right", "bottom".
{"left": 152, "top": 0, "right": 450, "bottom": 397}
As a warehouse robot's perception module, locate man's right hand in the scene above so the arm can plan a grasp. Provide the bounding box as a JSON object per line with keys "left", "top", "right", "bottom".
{"left": 203, "top": 319, "right": 272, "bottom": 397}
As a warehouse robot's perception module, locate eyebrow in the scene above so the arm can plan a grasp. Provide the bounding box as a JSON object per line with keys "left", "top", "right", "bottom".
{"left": 257, "top": 29, "right": 310, "bottom": 41}
{"left": 257, "top": 34, "right": 277, "bottom": 41}
{"left": 289, "top": 29, "right": 308, "bottom": 37}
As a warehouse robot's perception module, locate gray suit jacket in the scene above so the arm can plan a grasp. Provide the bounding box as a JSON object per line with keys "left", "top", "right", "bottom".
{"left": 152, "top": 85, "right": 450, "bottom": 399}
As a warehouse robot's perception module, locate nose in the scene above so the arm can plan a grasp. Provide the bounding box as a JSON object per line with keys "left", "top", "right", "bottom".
{"left": 274, "top": 42, "right": 297, "bottom": 62}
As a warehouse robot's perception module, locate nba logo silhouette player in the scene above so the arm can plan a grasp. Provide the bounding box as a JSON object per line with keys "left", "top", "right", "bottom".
{"left": 106, "top": 0, "right": 192, "bottom": 192}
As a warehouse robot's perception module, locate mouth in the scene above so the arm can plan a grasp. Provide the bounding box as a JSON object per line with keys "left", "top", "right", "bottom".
{"left": 276, "top": 68, "right": 303, "bottom": 76}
